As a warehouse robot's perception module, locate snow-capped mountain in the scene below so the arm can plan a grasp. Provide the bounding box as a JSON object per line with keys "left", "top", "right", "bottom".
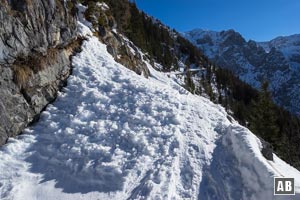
{"left": 183, "top": 29, "right": 300, "bottom": 115}
{"left": 259, "top": 34, "right": 300, "bottom": 70}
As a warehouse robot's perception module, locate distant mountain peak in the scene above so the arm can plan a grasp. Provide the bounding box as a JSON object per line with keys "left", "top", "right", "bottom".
{"left": 184, "top": 29, "right": 300, "bottom": 114}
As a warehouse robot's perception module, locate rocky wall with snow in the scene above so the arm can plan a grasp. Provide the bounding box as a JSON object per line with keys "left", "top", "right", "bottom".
{"left": 0, "top": 0, "right": 77, "bottom": 145}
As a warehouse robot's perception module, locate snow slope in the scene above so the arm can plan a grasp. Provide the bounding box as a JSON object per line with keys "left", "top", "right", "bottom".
{"left": 1, "top": 25, "right": 300, "bottom": 200}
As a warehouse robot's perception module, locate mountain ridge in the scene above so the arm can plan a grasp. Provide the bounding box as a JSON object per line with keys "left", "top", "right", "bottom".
{"left": 183, "top": 28, "right": 300, "bottom": 115}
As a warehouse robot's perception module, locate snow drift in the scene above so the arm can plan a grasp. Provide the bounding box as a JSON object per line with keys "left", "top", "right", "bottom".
{"left": 1, "top": 24, "right": 300, "bottom": 200}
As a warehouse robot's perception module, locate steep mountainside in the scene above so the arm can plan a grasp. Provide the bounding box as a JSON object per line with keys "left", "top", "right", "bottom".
{"left": 1, "top": 17, "right": 300, "bottom": 199}
{"left": 1, "top": 0, "right": 300, "bottom": 171}
{"left": 1, "top": 0, "right": 300, "bottom": 199}
{"left": 183, "top": 29, "right": 300, "bottom": 115}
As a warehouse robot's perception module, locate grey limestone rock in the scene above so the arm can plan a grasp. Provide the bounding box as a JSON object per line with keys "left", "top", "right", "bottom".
{"left": 0, "top": 0, "right": 77, "bottom": 145}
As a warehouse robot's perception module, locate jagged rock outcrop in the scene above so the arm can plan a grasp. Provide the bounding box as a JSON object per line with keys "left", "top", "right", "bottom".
{"left": 102, "top": 30, "right": 150, "bottom": 78}
{"left": 0, "top": 0, "right": 78, "bottom": 145}
{"left": 183, "top": 29, "right": 300, "bottom": 115}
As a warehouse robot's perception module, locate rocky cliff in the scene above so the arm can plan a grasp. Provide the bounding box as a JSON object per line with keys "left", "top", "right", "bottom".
{"left": 0, "top": 0, "right": 78, "bottom": 145}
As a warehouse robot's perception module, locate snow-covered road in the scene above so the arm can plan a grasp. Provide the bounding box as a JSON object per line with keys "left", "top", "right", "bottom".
{"left": 1, "top": 34, "right": 300, "bottom": 200}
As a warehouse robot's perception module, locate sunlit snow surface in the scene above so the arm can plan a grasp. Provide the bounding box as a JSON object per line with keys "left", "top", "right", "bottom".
{"left": 1, "top": 29, "right": 300, "bottom": 199}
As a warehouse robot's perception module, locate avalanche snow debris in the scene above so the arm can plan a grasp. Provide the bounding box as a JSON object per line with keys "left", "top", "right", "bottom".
{"left": 1, "top": 24, "right": 300, "bottom": 200}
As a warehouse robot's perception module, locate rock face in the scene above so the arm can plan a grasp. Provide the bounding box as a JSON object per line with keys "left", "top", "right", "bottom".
{"left": 0, "top": 0, "right": 77, "bottom": 145}
{"left": 104, "top": 31, "right": 150, "bottom": 78}
{"left": 183, "top": 29, "right": 300, "bottom": 115}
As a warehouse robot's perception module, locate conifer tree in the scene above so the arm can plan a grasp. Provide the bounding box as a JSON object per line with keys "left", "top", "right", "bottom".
{"left": 185, "top": 70, "right": 195, "bottom": 93}
{"left": 250, "top": 82, "right": 280, "bottom": 146}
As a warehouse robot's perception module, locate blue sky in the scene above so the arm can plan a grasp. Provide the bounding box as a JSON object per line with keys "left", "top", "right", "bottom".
{"left": 135, "top": 0, "right": 300, "bottom": 41}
